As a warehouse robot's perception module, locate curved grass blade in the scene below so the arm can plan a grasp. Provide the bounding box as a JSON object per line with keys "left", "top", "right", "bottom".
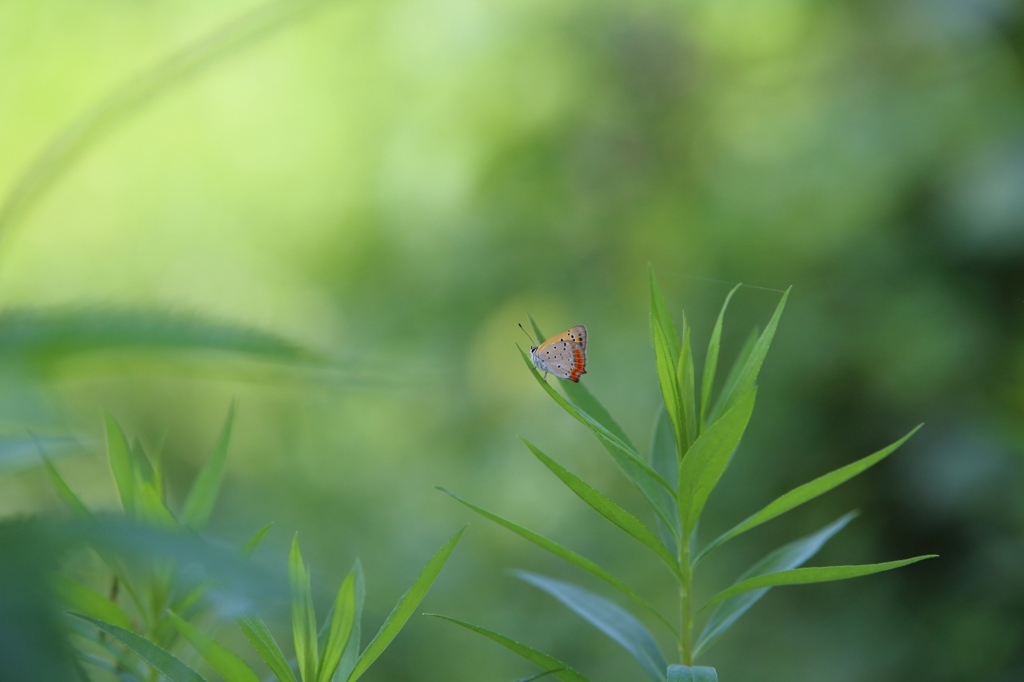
{"left": 678, "top": 389, "right": 756, "bottom": 541}
{"left": 694, "top": 512, "right": 857, "bottom": 657}
{"left": 427, "top": 614, "right": 590, "bottom": 682}
{"left": 238, "top": 614, "right": 298, "bottom": 682}
{"left": 708, "top": 288, "right": 789, "bottom": 423}
{"left": 241, "top": 523, "right": 273, "bottom": 556}
{"left": 515, "top": 670, "right": 568, "bottom": 682}
{"left": 438, "top": 487, "right": 676, "bottom": 635}
{"left": 43, "top": 458, "right": 90, "bottom": 516}
{"left": 170, "top": 612, "right": 261, "bottom": 682}
{"left": 652, "top": 318, "right": 684, "bottom": 460}
{"left": 347, "top": 528, "right": 464, "bottom": 681}
{"left": 318, "top": 572, "right": 356, "bottom": 682}
{"left": 699, "top": 284, "right": 740, "bottom": 430}
{"left": 648, "top": 266, "right": 680, "bottom": 365}
{"left": 72, "top": 614, "right": 207, "bottom": 682}
{"left": 289, "top": 536, "right": 319, "bottom": 682}
{"left": 695, "top": 426, "right": 922, "bottom": 564}
{"left": 516, "top": 572, "right": 667, "bottom": 682}
{"left": 700, "top": 555, "right": 938, "bottom": 613}
{"left": 522, "top": 440, "right": 680, "bottom": 578}
{"left": 333, "top": 560, "right": 365, "bottom": 682}
{"left": 53, "top": 575, "right": 133, "bottom": 630}
{"left": 181, "top": 401, "right": 236, "bottom": 529}
{"left": 667, "top": 666, "right": 718, "bottom": 682}
{"left": 104, "top": 414, "right": 136, "bottom": 516}
{"left": 677, "top": 319, "right": 697, "bottom": 449}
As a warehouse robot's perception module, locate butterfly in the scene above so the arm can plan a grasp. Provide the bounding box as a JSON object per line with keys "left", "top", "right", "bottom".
{"left": 522, "top": 324, "right": 588, "bottom": 382}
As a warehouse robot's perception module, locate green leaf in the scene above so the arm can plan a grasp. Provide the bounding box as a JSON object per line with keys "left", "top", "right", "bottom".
{"left": 523, "top": 440, "right": 680, "bottom": 578}
{"left": 648, "top": 266, "right": 680, "bottom": 365}
{"left": 708, "top": 288, "right": 789, "bottom": 423}
{"left": 241, "top": 523, "right": 273, "bottom": 556}
{"left": 700, "top": 555, "right": 938, "bottom": 612}
{"left": 171, "top": 612, "right": 261, "bottom": 682}
{"left": 181, "top": 402, "right": 236, "bottom": 529}
{"left": 695, "top": 426, "right": 922, "bottom": 563}
{"left": 347, "top": 528, "right": 464, "bottom": 681}
{"left": 699, "top": 284, "right": 740, "bottom": 430}
{"left": 290, "top": 535, "right": 319, "bottom": 682}
{"left": 652, "top": 318, "right": 684, "bottom": 460}
{"left": 694, "top": 513, "right": 857, "bottom": 657}
{"left": 438, "top": 487, "right": 675, "bottom": 635}
{"left": 677, "top": 320, "right": 697, "bottom": 449}
{"left": 52, "top": 575, "right": 133, "bottom": 630}
{"left": 333, "top": 560, "right": 365, "bottom": 682}
{"left": 677, "top": 388, "right": 757, "bottom": 541}
{"left": 667, "top": 665, "right": 718, "bottom": 682}
{"left": 648, "top": 409, "right": 680, "bottom": 558}
{"left": 516, "top": 572, "right": 667, "bottom": 682}
{"left": 104, "top": 414, "right": 136, "bottom": 516}
{"left": 239, "top": 614, "right": 299, "bottom": 682}
{"left": 43, "top": 459, "right": 89, "bottom": 516}
{"left": 428, "top": 614, "right": 590, "bottom": 682}
{"left": 73, "top": 614, "right": 207, "bottom": 682}
{"left": 318, "top": 572, "right": 356, "bottom": 682}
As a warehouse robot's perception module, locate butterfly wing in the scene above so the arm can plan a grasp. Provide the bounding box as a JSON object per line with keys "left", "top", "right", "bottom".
{"left": 533, "top": 325, "right": 587, "bottom": 381}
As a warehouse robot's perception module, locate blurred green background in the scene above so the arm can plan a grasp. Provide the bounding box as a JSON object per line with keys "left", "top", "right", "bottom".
{"left": 1, "top": 0, "right": 1023, "bottom": 680}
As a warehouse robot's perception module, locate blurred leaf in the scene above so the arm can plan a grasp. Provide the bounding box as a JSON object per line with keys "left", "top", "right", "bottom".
{"left": 677, "top": 319, "right": 697, "bottom": 449}
{"left": 332, "top": 560, "right": 364, "bottom": 682}
{"left": 239, "top": 614, "right": 298, "bottom": 682}
{"left": 289, "top": 536, "right": 319, "bottom": 682}
{"left": 514, "top": 671, "right": 567, "bottom": 682}
{"left": 667, "top": 666, "right": 718, "bottom": 682}
{"left": 182, "top": 402, "right": 236, "bottom": 530}
{"left": 241, "top": 523, "right": 273, "bottom": 556}
{"left": 428, "top": 614, "right": 590, "bottom": 682}
{"left": 694, "top": 513, "right": 857, "bottom": 657}
{"left": 522, "top": 440, "right": 680, "bottom": 578}
{"left": 0, "top": 434, "right": 82, "bottom": 473}
{"left": 652, "top": 317, "right": 684, "bottom": 460}
{"left": 701, "top": 555, "right": 939, "bottom": 612}
{"left": 519, "top": 349, "right": 677, "bottom": 534}
{"left": 52, "top": 574, "right": 132, "bottom": 630}
{"left": 43, "top": 459, "right": 89, "bottom": 516}
{"left": 516, "top": 572, "right": 667, "bottom": 682}
{"left": 347, "top": 528, "right": 464, "bottom": 681}
{"left": 438, "top": 488, "right": 675, "bottom": 635}
{"left": 171, "top": 612, "right": 261, "bottom": 682}
{"left": 73, "top": 614, "right": 207, "bottom": 682}
{"left": 648, "top": 266, "right": 680, "bottom": 365}
{"left": 699, "top": 284, "right": 740, "bottom": 430}
{"left": 695, "top": 426, "right": 922, "bottom": 563}
{"left": 318, "top": 572, "right": 356, "bottom": 682}
{"left": 708, "top": 288, "right": 789, "bottom": 423}
{"left": 678, "top": 388, "right": 757, "bottom": 541}
{"left": 104, "top": 414, "right": 136, "bottom": 516}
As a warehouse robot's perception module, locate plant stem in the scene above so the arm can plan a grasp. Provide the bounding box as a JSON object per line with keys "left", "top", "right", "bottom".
{"left": 680, "top": 539, "right": 693, "bottom": 665}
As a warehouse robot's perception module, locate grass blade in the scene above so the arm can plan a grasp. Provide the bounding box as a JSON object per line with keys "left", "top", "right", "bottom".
{"left": 333, "top": 560, "right": 365, "bottom": 682}
{"left": 241, "top": 523, "right": 273, "bottom": 556}
{"left": 318, "top": 572, "right": 356, "bottom": 682}
{"left": 648, "top": 266, "right": 680, "bottom": 365}
{"left": 699, "top": 284, "right": 740, "bottom": 430}
{"left": 181, "top": 402, "right": 236, "bottom": 529}
{"left": 523, "top": 440, "right": 680, "bottom": 578}
{"left": 238, "top": 614, "right": 299, "bottom": 682}
{"left": 516, "top": 572, "right": 667, "bottom": 682}
{"left": 347, "top": 528, "right": 464, "bottom": 681}
{"left": 700, "top": 555, "right": 938, "bottom": 612}
{"left": 677, "top": 388, "right": 757, "bottom": 541}
{"left": 652, "top": 318, "right": 684, "bottom": 459}
{"left": 695, "top": 426, "right": 922, "bottom": 563}
{"left": 708, "top": 288, "right": 789, "bottom": 423}
{"left": 677, "top": 319, "right": 697, "bottom": 449}
{"left": 53, "top": 575, "right": 133, "bottom": 630}
{"left": 43, "top": 459, "right": 90, "bottom": 516}
{"left": 73, "top": 614, "right": 207, "bottom": 682}
{"left": 104, "top": 414, "right": 136, "bottom": 516}
{"left": 438, "top": 487, "right": 675, "bottom": 635}
{"left": 428, "top": 614, "right": 591, "bottom": 682}
{"left": 648, "top": 409, "right": 681, "bottom": 557}
{"left": 171, "top": 612, "right": 261, "bottom": 682}
{"left": 694, "top": 513, "right": 857, "bottom": 657}
{"left": 289, "top": 536, "right": 319, "bottom": 682}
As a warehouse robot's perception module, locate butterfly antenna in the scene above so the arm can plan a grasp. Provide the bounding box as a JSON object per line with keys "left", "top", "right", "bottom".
{"left": 518, "top": 323, "right": 536, "bottom": 344}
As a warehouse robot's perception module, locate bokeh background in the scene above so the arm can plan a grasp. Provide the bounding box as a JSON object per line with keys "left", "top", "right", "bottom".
{"left": 1, "top": 0, "right": 1023, "bottom": 680}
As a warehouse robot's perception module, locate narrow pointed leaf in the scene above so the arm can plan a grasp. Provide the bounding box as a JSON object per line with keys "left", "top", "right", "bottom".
{"left": 648, "top": 409, "right": 680, "bottom": 557}
{"left": 241, "top": 523, "right": 273, "bottom": 556}
{"left": 648, "top": 266, "right": 680, "bottom": 364}
{"left": 667, "top": 666, "right": 718, "bottom": 682}
{"left": 438, "top": 487, "right": 675, "bottom": 635}
{"left": 695, "top": 513, "right": 857, "bottom": 656}
{"left": 73, "top": 614, "right": 207, "bottom": 682}
{"left": 333, "top": 560, "right": 365, "bottom": 682}
{"left": 695, "top": 426, "right": 921, "bottom": 563}
{"left": 652, "top": 318, "right": 684, "bottom": 461}
{"left": 53, "top": 575, "right": 133, "bottom": 630}
{"left": 289, "top": 536, "right": 319, "bottom": 682}
{"left": 104, "top": 414, "right": 136, "bottom": 515}
{"left": 170, "top": 612, "right": 261, "bottom": 682}
{"left": 677, "top": 320, "right": 697, "bottom": 449}
{"left": 43, "top": 459, "right": 89, "bottom": 516}
{"left": 523, "top": 440, "right": 680, "bottom": 577}
{"left": 678, "top": 388, "right": 757, "bottom": 540}
{"left": 709, "top": 288, "right": 788, "bottom": 423}
{"left": 701, "top": 555, "right": 938, "bottom": 612}
{"left": 182, "top": 401, "right": 236, "bottom": 529}
{"left": 318, "top": 572, "right": 356, "bottom": 682}
{"left": 516, "top": 572, "right": 667, "bottom": 682}
{"left": 238, "top": 614, "right": 298, "bottom": 682}
{"left": 699, "top": 284, "right": 740, "bottom": 429}
{"left": 428, "top": 614, "right": 590, "bottom": 682}
{"left": 347, "top": 528, "right": 464, "bottom": 681}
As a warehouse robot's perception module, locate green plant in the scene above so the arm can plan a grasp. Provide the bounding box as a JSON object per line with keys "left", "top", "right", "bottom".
{"left": 436, "top": 269, "right": 936, "bottom": 681}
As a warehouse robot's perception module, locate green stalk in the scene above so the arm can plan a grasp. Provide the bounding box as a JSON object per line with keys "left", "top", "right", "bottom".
{"left": 679, "top": 537, "right": 693, "bottom": 665}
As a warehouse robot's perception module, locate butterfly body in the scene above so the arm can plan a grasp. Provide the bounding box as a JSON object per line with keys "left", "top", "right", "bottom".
{"left": 529, "top": 325, "right": 587, "bottom": 382}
